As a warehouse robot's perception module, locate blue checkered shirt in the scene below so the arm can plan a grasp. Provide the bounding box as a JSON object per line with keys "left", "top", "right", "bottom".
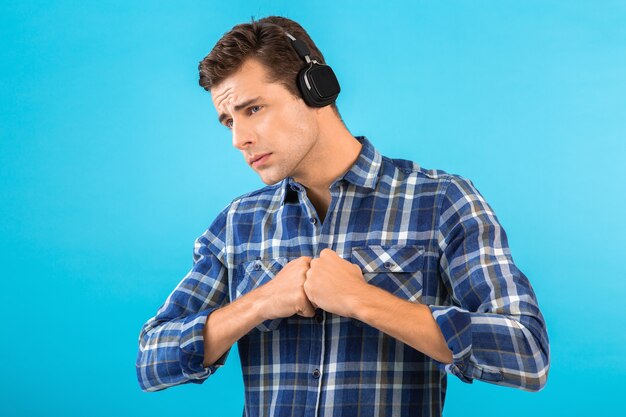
{"left": 136, "top": 135, "right": 550, "bottom": 416}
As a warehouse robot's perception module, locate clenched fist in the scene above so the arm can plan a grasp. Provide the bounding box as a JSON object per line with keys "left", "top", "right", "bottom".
{"left": 257, "top": 256, "right": 317, "bottom": 320}
{"left": 303, "top": 248, "right": 368, "bottom": 318}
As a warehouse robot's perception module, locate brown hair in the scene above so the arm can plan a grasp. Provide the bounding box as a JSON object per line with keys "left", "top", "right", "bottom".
{"left": 198, "top": 15, "right": 341, "bottom": 117}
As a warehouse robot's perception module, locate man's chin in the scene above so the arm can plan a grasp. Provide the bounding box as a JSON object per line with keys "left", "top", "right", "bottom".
{"left": 259, "top": 173, "right": 287, "bottom": 186}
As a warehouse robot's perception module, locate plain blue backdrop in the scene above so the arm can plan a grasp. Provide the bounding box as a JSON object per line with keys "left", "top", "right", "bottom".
{"left": 1, "top": 1, "right": 624, "bottom": 415}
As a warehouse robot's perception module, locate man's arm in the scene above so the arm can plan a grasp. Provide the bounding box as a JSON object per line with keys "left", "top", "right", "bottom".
{"left": 201, "top": 290, "right": 265, "bottom": 367}
{"left": 303, "top": 249, "right": 453, "bottom": 364}
{"left": 356, "top": 176, "right": 550, "bottom": 391}
{"left": 350, "top": 285, "right": 453, "bottom": 364}
{"left": 305, "top": 174, "right": 550, "bottom": 392}
{"left": 136, "top": 207, "right": 231, "bottom": 392}
{"left": 202, "top": 256, "right": 315, "bottom": 367}
{"left": 426, "top": 175, "right": 550, "bottom": 391}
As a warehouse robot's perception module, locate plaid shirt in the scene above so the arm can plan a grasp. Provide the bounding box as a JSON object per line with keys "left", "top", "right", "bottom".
{"left": 136, "top": 135, "right": 550, "bottom": 416}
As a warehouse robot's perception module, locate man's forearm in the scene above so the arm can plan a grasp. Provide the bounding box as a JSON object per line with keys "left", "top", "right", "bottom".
{"left": 202, "top": 287, "right": 267, "bottom": 367}
{"left": 352, "top": 284, "right": 453, "bottom": 364}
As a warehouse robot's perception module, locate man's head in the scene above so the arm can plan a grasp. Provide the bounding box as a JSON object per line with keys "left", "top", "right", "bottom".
{"left": 198, "top": 16, "right": 340, "bottom": 117}
{"left": 198, "top": 16, "right": 346, "bottom": 186}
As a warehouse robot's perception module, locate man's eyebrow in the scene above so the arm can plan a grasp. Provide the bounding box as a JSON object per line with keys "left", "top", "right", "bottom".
{"left": 218, "top": 96, "right": 262, "bottom": 124}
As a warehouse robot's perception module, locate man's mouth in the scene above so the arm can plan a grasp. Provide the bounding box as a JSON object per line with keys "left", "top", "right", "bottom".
{"left": 251, "top": 153, "right": 271, "bottom": 167}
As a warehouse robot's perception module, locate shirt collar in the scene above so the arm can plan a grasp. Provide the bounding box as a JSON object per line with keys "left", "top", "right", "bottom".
{"left": 281, "top": 135, "right": 383, "bottom": 204}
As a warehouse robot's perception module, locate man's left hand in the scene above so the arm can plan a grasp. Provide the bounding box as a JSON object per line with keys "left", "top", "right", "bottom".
{"left": 303, "top": 248, "right": 370, "bottom": 318}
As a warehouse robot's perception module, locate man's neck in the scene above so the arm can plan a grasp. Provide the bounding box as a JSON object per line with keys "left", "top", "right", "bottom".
{"left": 292, "top": 109, "right": 362, "bottom": 195}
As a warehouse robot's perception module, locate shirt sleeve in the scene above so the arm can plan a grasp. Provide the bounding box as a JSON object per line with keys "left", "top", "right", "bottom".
{"left": 135, "top": 204, "right": 231, "bottom": 392}
{"left": 428, "top": 175, "right": 550, "bottom": 391}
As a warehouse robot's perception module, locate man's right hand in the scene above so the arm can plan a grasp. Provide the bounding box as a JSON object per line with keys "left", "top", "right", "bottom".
{"left": 256, "top": 256, "right": 316, "bottom": 320}
{"left": 202, "top": 256, "right": 315, "bottom": 367}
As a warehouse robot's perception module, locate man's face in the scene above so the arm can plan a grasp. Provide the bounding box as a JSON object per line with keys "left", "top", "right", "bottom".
{"left": 211, "top": 58, "right": 320, "bottom": 185}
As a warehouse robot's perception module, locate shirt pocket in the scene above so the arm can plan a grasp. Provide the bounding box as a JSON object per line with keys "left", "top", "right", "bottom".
{"left": 350, "top": 244, "right": 425, "bottom": 327}
{"left": 236, "top": 257, "right": 291, "bottom": 332}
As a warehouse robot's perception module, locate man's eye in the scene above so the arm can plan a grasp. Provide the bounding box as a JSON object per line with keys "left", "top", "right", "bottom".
{"left": 224, "top": 106, "right": 261, "bottom": 129}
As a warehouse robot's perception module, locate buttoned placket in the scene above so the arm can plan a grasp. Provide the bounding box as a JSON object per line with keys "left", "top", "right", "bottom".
{"left": 290, "top": 179, "right": 344, "bottom": 417}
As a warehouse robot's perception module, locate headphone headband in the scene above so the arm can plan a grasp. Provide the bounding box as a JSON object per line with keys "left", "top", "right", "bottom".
{"left": 258, "top": 22, "right": 340, "bottom": 107}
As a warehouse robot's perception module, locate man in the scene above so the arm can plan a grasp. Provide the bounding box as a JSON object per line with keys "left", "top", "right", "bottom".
{"left": 136, "top": 15, "right": 550, "bottom": 416}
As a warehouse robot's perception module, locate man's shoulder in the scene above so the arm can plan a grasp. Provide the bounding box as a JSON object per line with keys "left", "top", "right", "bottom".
{"left": 382, "top": 155, "right": 460, "bottom": 184}
{"left": 380, "top": 156, "right": 484, "bottom": 202}
{"left": 227, "top": 181, "right": 284, "bottom": 207}
{"left": 203, "top": 182, "right": 282, "bottom": 233}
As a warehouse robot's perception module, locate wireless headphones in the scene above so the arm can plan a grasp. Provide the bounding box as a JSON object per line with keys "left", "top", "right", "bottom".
{"left": 259, "top": 22, "right": 341, "bottom": 107}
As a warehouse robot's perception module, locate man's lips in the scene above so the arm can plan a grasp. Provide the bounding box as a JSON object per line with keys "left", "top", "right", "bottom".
{"left": 250, "top": 153, "right": 271, "bottom": 166}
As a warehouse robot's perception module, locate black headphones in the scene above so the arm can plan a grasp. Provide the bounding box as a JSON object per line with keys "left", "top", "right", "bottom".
{"left": 260, "top": 22, "right": 341, "bottom": 107}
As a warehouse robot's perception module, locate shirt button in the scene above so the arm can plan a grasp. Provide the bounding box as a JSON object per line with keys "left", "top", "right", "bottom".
{"left": 254, "top": 262, "right": 261, "bottom": 270}
{"left": 310, "top": 217, "right": 317, "bottom": 225}
{"left": 383, "top": 261, "right": 392, "bottom": 269}
{"left": 312, "top": 369, "right": 321, "bottom": 378}
{"left": 315, "top": 313, "right": 323, "bottom": 324}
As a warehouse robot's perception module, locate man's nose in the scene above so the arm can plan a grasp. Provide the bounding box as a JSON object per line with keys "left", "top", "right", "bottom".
{"left": 231, "top": 120, "right": 255, "bottom": 150}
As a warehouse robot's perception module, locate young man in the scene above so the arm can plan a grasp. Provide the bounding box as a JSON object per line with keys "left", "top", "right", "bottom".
{"left": 136, "top": 16, "right": 550, "bottom": 416}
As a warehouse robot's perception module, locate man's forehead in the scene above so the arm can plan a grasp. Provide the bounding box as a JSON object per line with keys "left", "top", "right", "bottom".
{"left": 211, "top": 84, "right": 239, "bottom": 107}
{"left": 211, "top": 79, "right": 267, "bottom": 110}
{"left": 211, "top": 84, "right": 264, "bottom": 113}
{"left": 211, "top": 80, "right": 285, "bottom": 114}
{"left": 212, "top": 59, "right": 270, "bottom": 96}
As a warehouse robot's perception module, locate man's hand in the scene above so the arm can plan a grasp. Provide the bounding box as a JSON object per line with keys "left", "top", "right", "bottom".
{"left": 303, "top": 248, "right": 368, "bottom": 318}
{"left": 256, "top": 256, "right": 317, "bottom": 320}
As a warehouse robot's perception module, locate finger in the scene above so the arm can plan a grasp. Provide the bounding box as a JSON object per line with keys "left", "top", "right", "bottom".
{"left": 306, "top": 296, "right": 318, "bottom": 313}
{"left": 298, "top": 301, "right": 316, "bottom": 318}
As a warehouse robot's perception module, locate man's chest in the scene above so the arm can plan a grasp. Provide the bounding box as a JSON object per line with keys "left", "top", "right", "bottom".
{"left": 226, "top": 192, "right": 446, "bottom": 330}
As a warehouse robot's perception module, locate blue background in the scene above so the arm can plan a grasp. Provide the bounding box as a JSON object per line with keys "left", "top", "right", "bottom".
{"left": 1, "top": 1, "right": 624, "bottom": 415}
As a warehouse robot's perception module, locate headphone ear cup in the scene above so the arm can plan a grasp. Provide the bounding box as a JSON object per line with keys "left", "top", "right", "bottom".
{"left": 297, "top": 64, "right": 340, "bottom": 107}
{"left": 296, "top": 68, "right": 316, "bottom": 107}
